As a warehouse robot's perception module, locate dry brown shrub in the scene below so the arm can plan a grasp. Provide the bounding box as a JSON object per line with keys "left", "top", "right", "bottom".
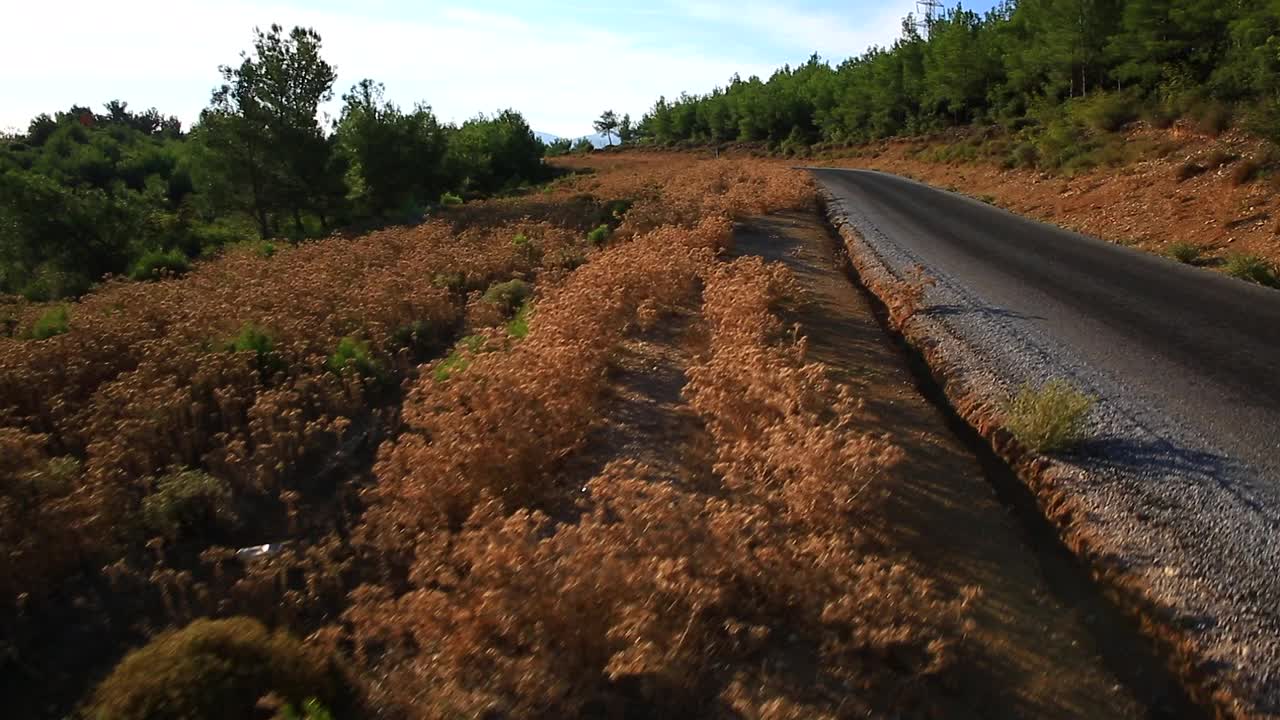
{"left": 344, "top": 159, "right": 970, "bottom": 718}
{"left": 0, "top": 195, "right": 606, "bottom": 649}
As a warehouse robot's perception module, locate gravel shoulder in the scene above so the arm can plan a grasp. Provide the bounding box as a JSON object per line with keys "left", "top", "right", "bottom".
{"left": 813, "top": 168, "right": 1280, "bottom": 718}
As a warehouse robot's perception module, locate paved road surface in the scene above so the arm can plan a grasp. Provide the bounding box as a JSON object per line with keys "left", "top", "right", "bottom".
{"left": 812, "top": 168, "right": 1279, "bottom": 714}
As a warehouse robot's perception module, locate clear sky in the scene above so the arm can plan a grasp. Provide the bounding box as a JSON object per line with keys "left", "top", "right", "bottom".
{"left": 2, "top": 0, "right": 998, "bottom": 138}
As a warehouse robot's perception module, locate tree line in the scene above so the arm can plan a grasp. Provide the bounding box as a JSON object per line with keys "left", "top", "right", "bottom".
{"left": 0, "top": 25, "right": 549, "bottom": 300}
{"left": 636, "top": 0, "right": 1280, "bottom": 150}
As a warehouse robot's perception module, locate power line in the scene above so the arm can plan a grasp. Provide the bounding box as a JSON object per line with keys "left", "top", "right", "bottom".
{"left": 916, "top": 0, "right": 943, "bottom": 34}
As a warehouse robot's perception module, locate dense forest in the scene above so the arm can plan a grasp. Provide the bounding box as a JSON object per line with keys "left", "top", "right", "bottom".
{"left": 637, "top": 0, "right": 1280, "bottom": 152}
{"left": 0, "top": 25, "right": 548, "bottom": 300}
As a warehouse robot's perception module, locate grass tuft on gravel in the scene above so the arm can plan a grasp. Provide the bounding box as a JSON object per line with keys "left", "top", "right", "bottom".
{"left": 1165, "top": 242, "right": 1203, "bottom": 265}
{"left": 1223, "top": 253, "right": 1279, "bottom": 287}
{"left": 1004, "top": 380, "right": 1094, "bottom": 454}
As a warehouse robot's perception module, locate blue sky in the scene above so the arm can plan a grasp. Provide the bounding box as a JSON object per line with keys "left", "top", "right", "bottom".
{"left": 2, "top": 0, "right": 998, "bottom": 138}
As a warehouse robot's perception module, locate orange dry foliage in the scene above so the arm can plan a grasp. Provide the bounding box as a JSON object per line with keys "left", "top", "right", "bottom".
{"left": 342, "top": 157, "right": 972, "bottom": 717}
{"left": 0, "top": 187, "right": 619, "bottom": 709}
{"left": 3, "top": 154, "right": 970, "bottom": 719}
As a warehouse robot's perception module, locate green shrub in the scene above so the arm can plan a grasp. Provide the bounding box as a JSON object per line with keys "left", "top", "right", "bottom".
{"left": 325, "top": 336, "right": 381, "bottom": 378}
{"left": 507, "top": 301, "right": 533, "bottom": 339}
{"left": 276, "top": 698, "right": 335, "bottom": 720}
{"left": 431, "top": 272, "right": 466, "bottom": 293}
{"left": 1223, "top": 254, "right": 1278, "bottom": 287}
{"left": 511, "top": 232, "right": 542, "bottom": 263}
{"left": 87, "top": 617, "right": 358, "bottom": 720}
{"left": 1035, "top": 120, "right": 1091, "bottom": 171}
{"left": 256, "top": 241, "right": 278, "bottom": 258}
{"left": 130, "top": 248, "right": 191, "bottom": 281}
{"left": 141, "top": 468, "right": 236, "bottom": 540}
{"left": 29, "top": 305, "right": 70, "bottom": 339}
{"left": 602, "top": 198, "right": 634, "bottom": 224}
{"left": 482, "top": 279, "right": 532, "bottom": 313}
{"left": 1006, "top": 142, "right": 1038, "bottom": 169}
{"left": 1082, "top": 93, "right": 1139, "bottom": 132}
{"left": 1004, "top": 380, "right": 1094, "bottom": 453}
{"left": 226, "top": 323, "right": 285, "bottom": 377}
{"left": 439, "top": 191, "right": 463, "bottom": 207}
{"left": 1165, "top": 242, "right": 1203, "bottom": 264}
{"left": 587, "top": 224, "right": 612, "bottom": 246}
{"left": 433, "top": 335, "right": 487, "bottom": 382}
{"left": 392, "top": 320, "right": 448, "bottom": 359}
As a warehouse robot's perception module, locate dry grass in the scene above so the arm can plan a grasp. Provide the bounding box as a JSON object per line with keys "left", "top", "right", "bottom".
{"left": 8, "top": 154, "right": 972, "bottom": 718}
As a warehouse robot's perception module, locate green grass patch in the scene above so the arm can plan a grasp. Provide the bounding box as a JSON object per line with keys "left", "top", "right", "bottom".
{"left": 1223, "top": 254, "right": 1279, "bottom": 287}
{"left": 226, "top": 322, "right": 285, "bottom": 376}
{"left": 433, "top": 334, "right": 486, "bottom": 382}
{"left": 326, "top": 336, "right": 382, "bottom": 378}
{"left": 1165, "top": 242, "right": 1203, "bottom": 265}
{"left": 587, "top": 224, "right": 612, "bottom": 246}
{"left": 129, "top": 248, "right": 191, "bottom": 281}
{"left": 506, "top": 301, "right": 532, "bottom": 339}
{"left": 29, "top": 305, "right": 70, "bottom": 340}
{"left": 1004, "top": 380, "right": 1094, "bottom": 454}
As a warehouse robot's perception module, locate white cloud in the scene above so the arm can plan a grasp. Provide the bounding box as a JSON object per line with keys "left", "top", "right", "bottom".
{"left": 680, "top": 0, "right": 914, "bottom": 61}
{"left": 0, "top": 0, "right": 779, "bottom": 137}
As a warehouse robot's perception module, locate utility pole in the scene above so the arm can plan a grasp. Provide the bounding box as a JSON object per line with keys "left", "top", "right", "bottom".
{"left": 916, "top": 0, "right": 942, "bottom": 35}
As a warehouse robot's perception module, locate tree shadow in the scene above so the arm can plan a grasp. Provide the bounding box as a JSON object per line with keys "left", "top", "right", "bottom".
{"left": 923, "top": 302, "right": 1046, "bottom": 322}
{"left": 1074, "top": 436, "right": 1280, "bottom": 531}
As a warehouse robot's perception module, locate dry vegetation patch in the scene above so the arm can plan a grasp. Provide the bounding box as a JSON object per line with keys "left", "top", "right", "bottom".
{"left": 6, "top": 154, "right": 982, "bottom": 718}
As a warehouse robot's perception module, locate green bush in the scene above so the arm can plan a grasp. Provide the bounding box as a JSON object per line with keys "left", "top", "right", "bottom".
{"left": 325, "top": 336, "right": 382, "bottom": 378}
{"left": 1034, "top": 120, "right": 1091, "bottom": 171}
{"left": 1004, "top": 380, "right": 1094, "bottom": 454}
{"left": 87, "top": 617, "right": 358, "bottom": 720}
{"left": 1165, "top": 242, "right": 1203, "bottom": 264}
{"left": 129, "top": 248, "right": 191, "bottom": 281}
{"left": 224, "top": 323, "right": 285, "bottom": 378}
{"left": 439, "top": 191, "right": 463, "bottom": 207}
{"left": 392, "top": 320, "right": 448, "bottom": 359}
{"left": 1081, "top": 93, "right": 1139, "bottom": 132}
{"left": 481, "top": 278, "right": 532, "bottom": 313}
{"left": 586, "top": 224, "right": 612, "bottom": 246}
{"left": 1223, "top": 254, "right": 1278, "bottom": 287}
{"left": 29, "top": 305, "right": 70, "bottom": 339}
{"left": 431, "top": 272, "right": 466, "bottom": 293}
{"left": 1006, "top": 142, "right": 1039, "bottom": 169}
{"left": 141, "top": 468, "right": 236, "bottom": 540}
{"left": 506, "top": 301, "right": 532, "bottom": 339}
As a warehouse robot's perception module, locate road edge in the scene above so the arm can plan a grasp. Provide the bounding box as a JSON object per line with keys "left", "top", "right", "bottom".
{"left": 816, "top": 188, "right": 1252, "bottom": 720}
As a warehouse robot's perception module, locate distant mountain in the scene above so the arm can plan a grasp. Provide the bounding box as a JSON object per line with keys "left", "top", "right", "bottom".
{"left": 534, "top": 130, "right": 618, "bottom": 149}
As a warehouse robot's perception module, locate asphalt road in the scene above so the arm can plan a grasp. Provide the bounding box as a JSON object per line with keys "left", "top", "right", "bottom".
{"left": 812, "top": 168, "right": 1280, "bottom": 713}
